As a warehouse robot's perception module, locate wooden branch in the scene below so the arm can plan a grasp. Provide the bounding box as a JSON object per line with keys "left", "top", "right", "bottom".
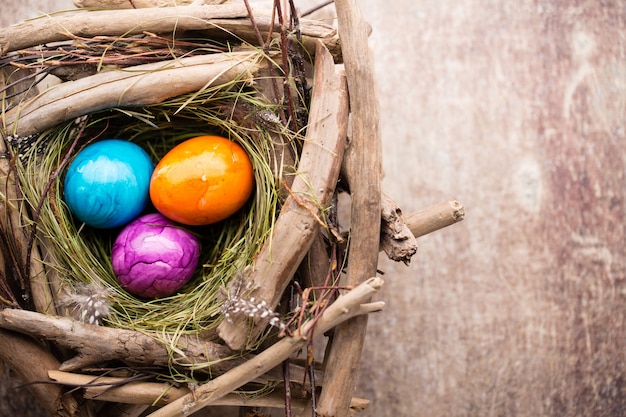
{"left": 405, "top": 200, "right": 465, "bottom": 238}
{"left": 0, "top": 5, "right": 341, "bottom": 60}
{"left": 49, "top": 369, "right": 368, "bottom": 415}
{"left": 380, "top": 191, "right": 418, "bottom": 264}
{"left": 0, "top": 308, "right": 234, "bottom": 372}
{"left": 0, "top": 308, "right": 324, "bottom": 386}
{"left": 3, "top": 51, "right": 262, "bottom": 137}
{"left": 49, "top": 370, "right": 310, "bottom": 410}
{"left": 378, "top": 198, "right": 466, "bottom": 262}
{"left": 145, "top": 277, "right": 384, "bottom": 417}
{"left": 217, "top": 41, "right": 349, "bottom": 350}
{"left": 0, "top": 329, "right": 79, "bottom": 417}
{"left": 73, "top": 0, "right": 229, "bottom": 8}
{"left": 317, "top": 0, "right": 383, "bottom": 415}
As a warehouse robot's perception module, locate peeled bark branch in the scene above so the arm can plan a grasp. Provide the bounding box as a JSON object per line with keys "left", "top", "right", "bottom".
{"left": 317, "top": 0, "right": 383, "bottom": 415}
{"left": 147, "top": 277, "right": 384, "bottom": 417}
{"left": 217, "top": 41, "right": 349, "bottom": 350}
{"left": 3, "top": 51, "right": 262, "bottom": 137}
{"left": 0, "top": 308, "right": 234, "bottom": 372}
{"left": 0, "top": 5, "right": 341, "bottom": 59}
{"left": 48, "top": 370, "right": 310, "bottom": 410}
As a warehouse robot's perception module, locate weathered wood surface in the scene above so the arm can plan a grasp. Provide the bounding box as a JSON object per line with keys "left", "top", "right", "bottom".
{"left": 346, "top": 2, "right": 626, "bottom": 417}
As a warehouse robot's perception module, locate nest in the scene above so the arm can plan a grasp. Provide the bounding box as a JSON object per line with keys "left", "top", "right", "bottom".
{"left": 0, "top": 2, "right": 463, "bottom": 417}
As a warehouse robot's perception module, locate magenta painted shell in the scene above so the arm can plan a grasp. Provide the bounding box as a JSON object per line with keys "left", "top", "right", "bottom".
{"left": 111, "top": 213, "right": 200, "bottom": 298}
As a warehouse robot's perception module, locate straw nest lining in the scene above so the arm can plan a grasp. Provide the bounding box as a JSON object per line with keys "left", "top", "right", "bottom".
{"left": 5, "top": 35, "right": 307, "bottom": 341}
{"left": 20, "top": 92, "right": 298, "bottom": 336}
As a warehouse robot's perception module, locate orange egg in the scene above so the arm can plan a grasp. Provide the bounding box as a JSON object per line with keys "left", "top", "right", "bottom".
{"left": 150, "top": 135, "right": 255, "bottom": 226}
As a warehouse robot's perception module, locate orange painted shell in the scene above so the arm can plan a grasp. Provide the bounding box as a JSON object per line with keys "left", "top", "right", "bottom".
{"left": 149, "top": 136, "right": 255, "bottom": 226}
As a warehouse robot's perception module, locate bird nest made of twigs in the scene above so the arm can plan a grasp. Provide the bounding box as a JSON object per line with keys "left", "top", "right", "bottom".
{"left": 1, "top": 3, "right": 336, "bottom": 338}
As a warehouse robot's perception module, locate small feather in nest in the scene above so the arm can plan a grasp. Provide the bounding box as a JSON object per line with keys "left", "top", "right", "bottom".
{"left": 57, "top": 283, "right": 112, "bottom": 325}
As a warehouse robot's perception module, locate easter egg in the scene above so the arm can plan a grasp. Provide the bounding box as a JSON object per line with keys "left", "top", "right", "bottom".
{"left": 111, "top": 213, "right": 201, "bottom": 299}
{"left": 149, "top": 135, "right": 255, "bottom": 226}
{"left": 64, "top": 139, "right": 154, "bottom": 229}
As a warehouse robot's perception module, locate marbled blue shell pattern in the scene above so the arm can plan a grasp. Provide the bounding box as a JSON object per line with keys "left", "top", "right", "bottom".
{"left": 64, "top": 139, "right": 154, "bottom": 229}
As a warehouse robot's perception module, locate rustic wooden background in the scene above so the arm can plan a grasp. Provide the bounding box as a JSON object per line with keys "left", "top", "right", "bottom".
{"left": 2, "top": 1, "right": 625, "bottom": 416}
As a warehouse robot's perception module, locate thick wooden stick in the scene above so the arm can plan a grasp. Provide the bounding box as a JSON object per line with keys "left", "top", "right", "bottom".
{"left": 146, "top": 277, "right": 384, "bottom": 417}
{"left": 48, "top": 370, "right": 310, "bottom": 410}
{"left": 316, "top": 0, "right": 383, "bottom": 415}
{"left": 405, "top": 200, "right": 465, "bottom": 238}
{"left": 0, "top": 5, "right": 341, "bottom": 59}
{"left": 380, "top": 191, "right": 418, "bottom": 264}
{"left": 73, "top": 0, "right": 229, "bottom": 8}
{"left": 0, "top": 329, "right": 79, "bottom": 417}
{"left": 0, "top": 308, "right": 323, "bottom": 385}
{"left": 3, "top": 51, "right": 262, "bottom": 137}
{"left": 0, "top": 308, "right": 234, "bottom": 372}
{"left": 217, "top": 41, "right": 349, "bottom": 350}
{"left": 379, "top": 198, "right": 466, "bottom": 262}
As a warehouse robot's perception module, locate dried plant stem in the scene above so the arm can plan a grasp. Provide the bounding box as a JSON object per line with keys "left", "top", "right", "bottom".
{"left": 0, "top": 5, "right": 340, "bottom": 59}
{"left": 405, "top": 200, "right": 465, "bottom": 238}
{"left": 217, "top": 41, "right": 348, "bottom": 350}
{"left": 4, "top": 52, "right": 263, "bottom": 137}
{"left": 0, "top": 329, "right": 79, "bottom": 417}
{"left": 317, "top": 0, "right": 383, "bottom": 415}
{"left": 146, "top": 277, "right": 384, "bottom": 417}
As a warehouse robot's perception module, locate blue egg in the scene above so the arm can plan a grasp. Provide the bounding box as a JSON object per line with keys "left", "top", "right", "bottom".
{"left": 63, "top": 139, "right": 154, "bottom": 229}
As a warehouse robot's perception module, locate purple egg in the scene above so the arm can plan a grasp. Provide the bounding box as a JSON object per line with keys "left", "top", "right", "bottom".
{"left": 112, "top": 213, "right": 201, "bottom": 299}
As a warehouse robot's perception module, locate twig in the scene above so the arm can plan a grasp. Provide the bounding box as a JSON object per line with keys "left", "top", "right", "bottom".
{"left": 317, "top": 0, "right": 383, "bottom": 415}
{"left": 0, "top": 329, "right": 79, "bottom": 417}
{"left": 242, "top": 0, "right": 288, "bottom": 126}
{"left": 0, "top": 6, "right": 341, "bottom": 60}
{"left": 48, "top": 370, "right": 309, "bottom": 410}
{"left": 404, "top": 200, "right": 465, "bottom": 238}
{"left": 217, "top": 41, "right": 348, "bottom": 350}
{"left": 145, "top": 277, "right": 384, "bottom": 417}
{"left": 0, "top": 308, "right": 323, "bottom": 385}
{"left": 273, "top": 0, "right": 299, "bottom": 133}
{"left": 0, "top": 308, "right": 234, "bottom": 372}
{"left": 3, "top": 52, "right": 263, "bottom": 137}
